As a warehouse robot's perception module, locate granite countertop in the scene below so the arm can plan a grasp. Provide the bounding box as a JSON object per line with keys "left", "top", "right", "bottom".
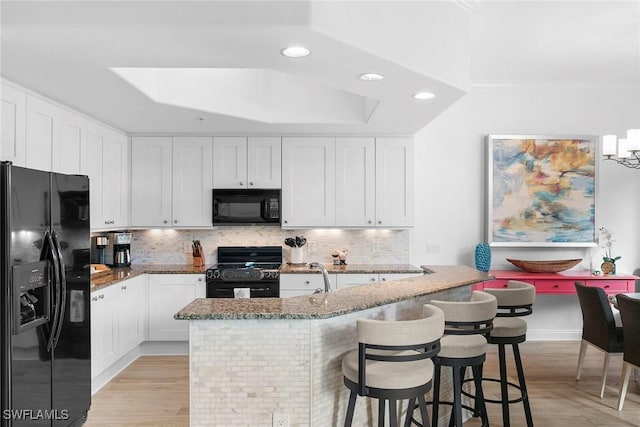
{"left": 91, "top": 264, "right": 207, "bottom": 292}
{"left": 280, "top": 263, "right": 423, "bottom": 274}
{"left": 175, "top": 265, "right": 493, "bottom": 320}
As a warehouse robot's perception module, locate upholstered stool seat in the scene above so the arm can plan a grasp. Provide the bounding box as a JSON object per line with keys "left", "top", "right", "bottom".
{"left": 342, "top": 305, "right": 445, "bottom": 427}
{"left": 438, "top": 334, "right": 487, "bottom": 359}
{"left": 490, "top": 317, "right": 528, "bottom": 339}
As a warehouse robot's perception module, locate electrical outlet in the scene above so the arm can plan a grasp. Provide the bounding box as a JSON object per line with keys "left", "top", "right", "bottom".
{"left": 272, "top": 413, "right": 289, "bottom": 427}
{"left": 307, "top": 241, "right": 317, "bottom": 253}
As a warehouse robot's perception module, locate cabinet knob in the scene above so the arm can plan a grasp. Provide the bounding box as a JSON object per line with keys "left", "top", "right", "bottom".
{"left": 368, "top": 220, "right": 372, "bottom": 224}
{"left": 305, "top": 280, "right": 310, "bottom": 284}
{"left": 371, "top": 278, "right": 376, "bottom": 281}
{"left": 92, "top": 296, "right": 98, "bottom": 301}
{"left": 284, "top": 220, "right": 288, "bottom": 224}
{"left": 164, "top": 220, "right": 168, "bottom": 224}
{"left": 99, "top": 294, "right": 105, "bottom": 299}
{"left": 378, "top": 220, "right": 382, "bottom": 225}
{"left": 239, "top": 181, "right": 244, "bottom": 186}
{"left": 249, "top": 182, "right": 254, "bottom": 186}
{"left": 382, "top": 278, "right": 386, "bottom": 281}
{"left": 198, "top": 277, "right": 203, "bottom": 282}
{"left": 121, "top": 285, "right": 127, "bottom": 290}
{"left": 174, "top": 220, "right": 178, "bottom": 224}
{"left": 553, "top": 285, "right": 559, "bottom": 288}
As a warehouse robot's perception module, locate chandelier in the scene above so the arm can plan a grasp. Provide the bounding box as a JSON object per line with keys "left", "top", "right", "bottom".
{"left": 602, "top": 129, "right": 640, "bottom": 169}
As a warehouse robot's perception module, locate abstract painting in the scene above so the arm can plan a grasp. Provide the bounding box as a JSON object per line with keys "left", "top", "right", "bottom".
{"left": 486, "top": 135, "right": 597, "bottom": 247}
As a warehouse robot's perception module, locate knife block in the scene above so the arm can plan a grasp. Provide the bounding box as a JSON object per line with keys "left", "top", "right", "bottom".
{"left": 193, "top": 255, "right": 205, "bottom": 267}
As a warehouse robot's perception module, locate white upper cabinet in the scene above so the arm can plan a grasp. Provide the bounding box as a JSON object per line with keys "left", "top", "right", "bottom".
{"left": 282, "top": 137, "right": 335, "bottom": 227}
{"left": 88, "top": 122, "right": 129, "bottom": 230}
{"left": 213, "top": 137, "right": 246, "bottom": 188}
{"left": 335, "top": 137, "right": 376, "bottom": 227}
{"left": 25, "top": 95, "right": 61, "bottom": 171}
{"left": 172, "top": 136, "right": 213, "bottom": 227}
{"left": 131, "top": 136, "right": 173, "bottom": 227}
{"left": 214, "top": 136, "right": 281, "bottom": 188}
{"left": 247, "top": 137, "right": 281, "bottom": 188}
{"left": 1, "top": 83, "right": 26, "bottom": 166}
{"left": 53, "top": 110, "right": 88, "bottom": 175}
{"left": 375, "top": 137, "right": 414, "bottom": 227}
{"left": 131, "top": 136, "right": 213, "bottom": 228}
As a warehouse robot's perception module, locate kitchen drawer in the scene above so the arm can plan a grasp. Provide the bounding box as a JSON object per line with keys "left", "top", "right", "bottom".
{"left": 336, "top": 273, "right": 378, "bottom": 288}
{"left": 479, "top": 279, "right": 510, "bottom": 289}
{"left": 584, "top": 280, "right": 632, "bottom": 294}
{"left": 280, "top": 273, "right": 326, "bottom": 293}
{"left": 534, "top": 280, "right": 576, "bottom": 293}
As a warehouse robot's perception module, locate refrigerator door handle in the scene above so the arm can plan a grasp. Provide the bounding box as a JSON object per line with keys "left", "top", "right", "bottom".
{"left": 46, "top": 231, "right": 62, "bottom": 352}
{"left": 51, "top": 230, "right": 66, "bottom": 349}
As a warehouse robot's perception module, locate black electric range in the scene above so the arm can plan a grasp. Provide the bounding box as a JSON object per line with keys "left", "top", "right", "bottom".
{"left": 205, "top": 246, "right": 282, "bottom": 298}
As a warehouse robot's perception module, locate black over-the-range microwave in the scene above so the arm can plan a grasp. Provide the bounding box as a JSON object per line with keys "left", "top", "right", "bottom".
{"left": 212, "top": 189, "right": 281, "bottom": 226}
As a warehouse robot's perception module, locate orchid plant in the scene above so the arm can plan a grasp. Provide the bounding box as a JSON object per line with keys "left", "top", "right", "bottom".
{"left": 599, "top": 227, "right": 621, "bottom": 263}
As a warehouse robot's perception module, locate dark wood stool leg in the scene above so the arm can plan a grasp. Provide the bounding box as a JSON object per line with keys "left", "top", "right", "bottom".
{"left": 344, "top": 391, "right": 357, "bottom": 427}
{"left": 432, "top": 362, "right": 441, "bottom": 427}
{"left": 472, "top": 364, "right": 489, "bottom": 427}
{"left": 498, "top": 344, "right": 511, "bottom": 427}
{"left": 417, "top": 393, "right": 430, "bottom": 427}
{"left": 379, "top": 399, "right": 386, "bottom": 427}
{"left": 404, "top": 398, "right": 416, "bottom": 427}
{"left": 390, "top": 399, "right": 398, "bottom": 427}
{"left": 513, "top": 343, "right": 533, "bottom": 427}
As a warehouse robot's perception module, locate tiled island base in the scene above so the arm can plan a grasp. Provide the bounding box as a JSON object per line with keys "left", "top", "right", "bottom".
{"left": 189, "top": 286, "right": 470, "bottom": 426}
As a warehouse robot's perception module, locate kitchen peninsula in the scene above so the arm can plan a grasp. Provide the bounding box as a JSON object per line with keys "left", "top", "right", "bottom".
{"left": 175, "top": 265, "right": 491, "bottom": 426}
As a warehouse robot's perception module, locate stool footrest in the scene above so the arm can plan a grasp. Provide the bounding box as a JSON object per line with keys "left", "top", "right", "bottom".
{"left": 461, "top": 377, "right": 528, "bottom": 405}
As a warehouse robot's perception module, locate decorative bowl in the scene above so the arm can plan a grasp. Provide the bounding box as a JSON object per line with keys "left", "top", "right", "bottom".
{"left": 506, "top": 258, "right": 582, "bottom": 273}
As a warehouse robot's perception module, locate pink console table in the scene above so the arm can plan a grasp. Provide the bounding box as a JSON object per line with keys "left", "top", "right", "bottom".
{"left": 476, "top": 270, "right": 638, "bottom": 295}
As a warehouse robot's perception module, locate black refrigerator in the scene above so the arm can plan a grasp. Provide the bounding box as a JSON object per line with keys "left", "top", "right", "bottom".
{"left": 1, "top": 162, "right": 91, "bottom": 426}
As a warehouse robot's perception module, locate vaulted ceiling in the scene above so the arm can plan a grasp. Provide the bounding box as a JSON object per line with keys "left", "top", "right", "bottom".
{"left": 1, "top": 1, "right": 638, "bottom": 135}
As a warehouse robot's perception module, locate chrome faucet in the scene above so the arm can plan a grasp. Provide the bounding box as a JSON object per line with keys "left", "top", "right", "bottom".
{"left": 309, "top": 262, "right": 332, "bottom": 293}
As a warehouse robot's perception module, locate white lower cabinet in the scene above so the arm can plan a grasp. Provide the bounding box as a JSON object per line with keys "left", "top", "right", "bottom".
{"left": 91, "top": 275, "right": 148, "bottom": 379}
{"left": 279, "top": 273, "right": 337, "bottom": 297}
{"left": 91, "top": 284, "right": 119, "bottom": 379}
{"left": 116, "top": 275, "right": 147, "bottom": 356}
{"left": 147, "top": 274, "right": 206, "bottom": 341}
{"left": 378, "top": 273, "right": 422, "bottom": 282}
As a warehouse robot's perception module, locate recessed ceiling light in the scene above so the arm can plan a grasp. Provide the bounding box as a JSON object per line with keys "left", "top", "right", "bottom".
{"left": 281, "top": 46, "right": 311, "bottom": 58}
{"left": 413, "top": 91, "right": 436, "bottom": 100}
{"left": 358, "top": 73, "right": 384, "bottom": 81}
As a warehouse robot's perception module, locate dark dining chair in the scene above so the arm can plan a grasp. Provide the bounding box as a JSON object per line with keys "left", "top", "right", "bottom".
{"left": 574, "top": 283, "right": 624, "bottom": 398}
{"left": 616, "top": 294, "right": 640, "bottom": 411}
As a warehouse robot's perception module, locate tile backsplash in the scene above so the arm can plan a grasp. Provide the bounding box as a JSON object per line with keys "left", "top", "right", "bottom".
{"left": 120, "top": 227, "right": 409, "bottom": 265}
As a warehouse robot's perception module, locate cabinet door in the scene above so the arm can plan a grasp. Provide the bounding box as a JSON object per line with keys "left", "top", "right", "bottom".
{"left": 117, "top": 276, "right": 147, "bottom": 357}
{"left": 247, "top": 137, "right": 281, "bottom": 188}
{"left": 53, "top": 110, "right": 87, "bottom": 175}
{"left": 335, "top": 137, "right": 375, "bottom": 227}
{"left": 336, "top": 273, "right": 378, "bottom": 288}
{"left": 131, "top": 137, "right": 173, "bottom": 227}
{"left": 25, "top": 95, "right": 62, "bottom": 171}
{"left": 375, "top": 138, "right": 414, "bottom": 227}
{"left": 213, "top": 137, "right": 247, "bottom": 188}
{"left": 281, "top": 137, "right": 335, "bottom": 227}
{"left": 148, "top": 274, "right": 205, "bottom": 341}
{"left": 88, "top": 123, "right": 129, "bottom": 229}
{"left": 90, "top": 286, "right": 118, "bottom": 379}
{"left": 1, "top": 83, "right": 26, "bottom": 165}
{"left": 172, "top": 137, "right": 213, "bottom": 227}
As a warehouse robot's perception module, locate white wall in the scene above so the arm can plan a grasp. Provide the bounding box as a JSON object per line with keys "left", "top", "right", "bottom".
{"left": 410, "top": 85, "right": 640, "bottom": 339}
{"left": 411, "top": 85, "right": 640, "bottom": 273}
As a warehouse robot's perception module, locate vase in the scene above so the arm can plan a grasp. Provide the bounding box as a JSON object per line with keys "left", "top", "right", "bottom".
{"left": 601, "top": 260, "right": 616, "bottom": 275}
{"left": 474, "top": 243, "right": 492, "bottom": 272}
{"left": 290, "top": 247, "right": 304, "bottom": 264}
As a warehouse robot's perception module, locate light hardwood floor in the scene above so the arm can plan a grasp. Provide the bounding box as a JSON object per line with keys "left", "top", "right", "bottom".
{"left": 85, "top": 341, "right": 639, "bottom": 426}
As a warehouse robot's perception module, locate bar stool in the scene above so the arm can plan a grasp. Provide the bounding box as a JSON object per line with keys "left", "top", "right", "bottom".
{"left": 482, "top": 280, "right": 536, "bottom": 427}
{"left": 342, "top": 305, "right": 445, "bottom": 427}
{"left": 407, "top": 291, "right": 496, "bottom": 427}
